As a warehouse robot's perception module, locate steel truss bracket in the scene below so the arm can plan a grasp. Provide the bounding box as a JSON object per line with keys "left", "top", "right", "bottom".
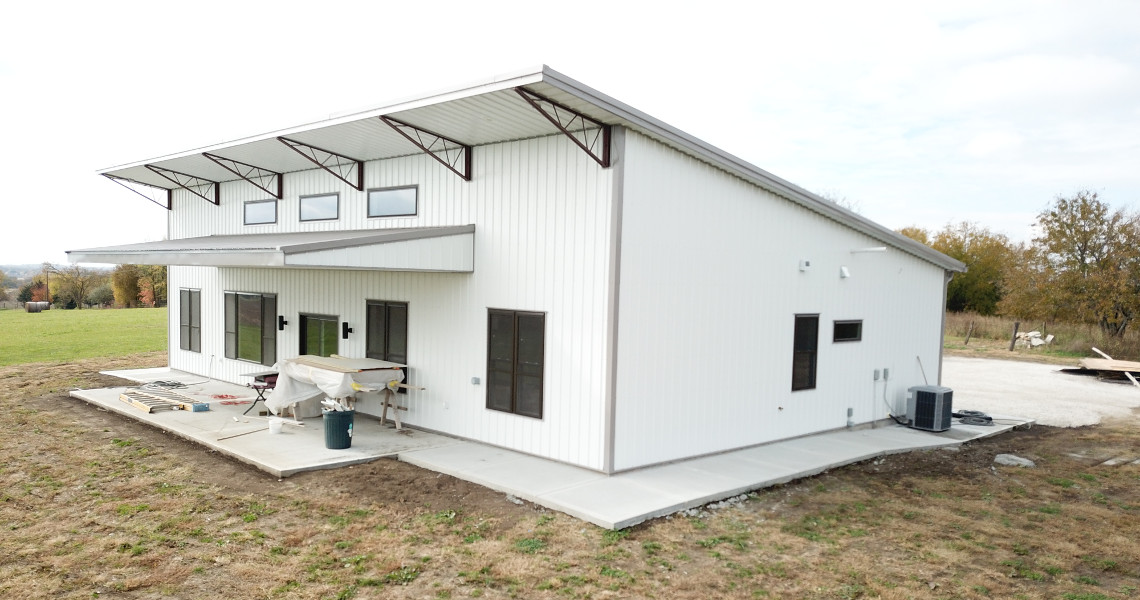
{"left": 277, "top": 136, "right": 363, "bottom": 191}
{"left": 380, "top": 116, "right": 472, "bottom": 181}
{"left": 203, "top": 152, "right": 283, "bottom": 199}
{"left": 144, "top": 164, "right": 220, "bottom": 205}
{"left": 103, "top": 174, "right": 172, "bottom": 210}
{"left": 516, "top": 87, "right": 611, "bottom": 168}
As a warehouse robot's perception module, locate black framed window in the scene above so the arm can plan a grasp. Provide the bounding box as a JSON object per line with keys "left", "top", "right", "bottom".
{"left": 792, "top": 314, "right": 819, "bottom": 391}
{"left": 366, "top": 301, "right": 408, "bottom": 363}
{"left": 244, "top": 199, "right": 277, "bottom": 225}
{"left": 833, "top": 320, "right": 863, "bottom": 343}
{"left": 179, "top": 288, "right": 201, "bottom": 353}
{"left": 487, "top": 309, "right": 545, "bottom": 419}
{"left": 224, "top": 292, "right": 276, "bottom": 366}
{"left": 367, "top": 186, "right": 417, "bottom": 218}
{"left": 299, "top": 313, "right": 338, "bottom": 357}
{"left": 299, "top": 193, "right": 338, "bottom": 222}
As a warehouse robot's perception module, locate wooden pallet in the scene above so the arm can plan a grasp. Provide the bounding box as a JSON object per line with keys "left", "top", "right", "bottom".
{"left": 119, "top": 387, "right": 209, "bottom": 413}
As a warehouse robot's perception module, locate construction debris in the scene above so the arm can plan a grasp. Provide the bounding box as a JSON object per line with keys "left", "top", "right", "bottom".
{"left": 119, "top": 387, "right": 210, "bottom": 413}
{"left": 1014, "top": 330, "right": 1054, "bottom": 348}
{"left": 1075, "top": 347, "right": 1140, "bottom": 389}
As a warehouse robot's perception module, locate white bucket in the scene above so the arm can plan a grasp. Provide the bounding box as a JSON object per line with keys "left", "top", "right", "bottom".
{"left": 267, "top": 417, "right": 284, "bottom": 434}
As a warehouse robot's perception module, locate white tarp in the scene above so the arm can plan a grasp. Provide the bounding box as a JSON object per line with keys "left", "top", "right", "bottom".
{"left": 267, "top": 359, "right": 405, "bottom": 417}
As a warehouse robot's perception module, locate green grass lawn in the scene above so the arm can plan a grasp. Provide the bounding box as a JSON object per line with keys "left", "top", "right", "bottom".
{"left": 0, "top": 307, "right": 167, "bottom": 366}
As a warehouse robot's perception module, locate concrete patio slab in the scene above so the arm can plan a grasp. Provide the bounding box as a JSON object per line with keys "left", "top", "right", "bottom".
{"left": 75, "top": 365, "right": 1036, "bottom": 530}
{"left": 71, "top": 368, "right": 460, "bottom": 477}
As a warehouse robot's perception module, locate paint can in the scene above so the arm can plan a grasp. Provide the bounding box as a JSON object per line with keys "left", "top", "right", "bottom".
{"left": 267, "top": 417, "right": 284, "bottom": 434}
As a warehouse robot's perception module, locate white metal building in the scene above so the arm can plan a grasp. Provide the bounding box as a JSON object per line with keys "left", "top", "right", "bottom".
{"left": 70, "top": 66, "right": 965, "bottom": 474}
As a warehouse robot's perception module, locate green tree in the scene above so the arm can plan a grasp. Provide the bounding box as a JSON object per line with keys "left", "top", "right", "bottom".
{"left": 138, "top": 265, "right": 167, "bottom": 307}
{"left": 46, "top": 264, "right": 103, "bottom": 310}
{"left": 87, "top": 283, "right": 114, "bottom": 307}
{"left": 17, "top": 282, "right": 34, "bottom": 304}
{"left": 1000, "top": 191, "right": 1140, "bottom": 336}
{"left": 897, "top": 223, "right": 1011, "bottom": 314}
{"left": 931, "top": 222, "right": 1012, "bottom": 315}
{"left": 111, "top": 264, "right": 141, "bottom": 308}
{"left": 897, "top": 225, "right": 931, "bottom": 246}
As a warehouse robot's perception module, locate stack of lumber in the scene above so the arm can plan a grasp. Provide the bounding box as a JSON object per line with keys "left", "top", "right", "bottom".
{"left": 120, "top": 387, "right": 209, "bottom": 413}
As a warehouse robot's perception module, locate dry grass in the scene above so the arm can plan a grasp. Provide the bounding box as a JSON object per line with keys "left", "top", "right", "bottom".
{"left": 944, "top": 311, "right": 1140, "bottom": 363}
{"left": 3, "top": 355, "right": 1140, "bottom": 599}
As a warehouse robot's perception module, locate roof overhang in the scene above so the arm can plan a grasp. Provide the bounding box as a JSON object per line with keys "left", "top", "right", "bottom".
{"left": 99, "top": 65, "right": 965, "bottom": 273}
{"left": 66, "top": 226, "right": 475, "bottom": 272}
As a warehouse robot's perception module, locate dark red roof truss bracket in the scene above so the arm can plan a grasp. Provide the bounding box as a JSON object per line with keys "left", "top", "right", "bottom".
{"left": 515, "top": 87, "right": 611, "bottom": 168}
{"left": 277, "top": 137, "right": 364, "bottom": 191}
{"left": 202, "top": 152, "right": 283, "bottom": 199}
{"left": 144, "top": 165, "right": 220, "bottom": 205}
{"left": 103, "top": 174, "right": 172, "bottom": 210}
{"left": 380, "top": 116, "right": 472, "bottom": 181}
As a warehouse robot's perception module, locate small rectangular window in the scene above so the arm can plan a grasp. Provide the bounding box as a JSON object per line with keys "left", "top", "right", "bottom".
{"left": 833, "top": 320, "right": 863, "bottom": 342}
{"left": 244, "top": 199, "right": 277, "bottom": 225}
{"left": 792, "top": 314, "right": 819, "bottom": 391}
{"left": 299, "top": 313, "right": 339, "bottom": 357}
{"left": 368, "top": 186, "right": 417, "bottom": 218}
{"left": 300, "top": 193, "right": 339, "bottom": 222}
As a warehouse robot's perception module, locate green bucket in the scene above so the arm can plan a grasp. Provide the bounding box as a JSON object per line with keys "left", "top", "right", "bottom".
{"left": 323, "top": 409, "right": 354, "bottom": 449}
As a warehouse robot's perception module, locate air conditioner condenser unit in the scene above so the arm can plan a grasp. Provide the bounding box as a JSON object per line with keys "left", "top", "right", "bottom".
{"left": 906, "top": 385, "right": 953, "bottom": 432}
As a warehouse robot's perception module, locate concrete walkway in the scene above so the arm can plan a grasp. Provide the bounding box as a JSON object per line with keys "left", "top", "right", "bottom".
{"left": 399, "top": 419, "right": 1022, "bottom": 529}
{"left": 75, "top": 366, "right": 1032, "bottom": 530}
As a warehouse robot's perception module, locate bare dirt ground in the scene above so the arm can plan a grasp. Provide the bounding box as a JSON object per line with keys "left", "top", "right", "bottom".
{"left": 3, "top": 355, "right": 1140, "bottom": 599}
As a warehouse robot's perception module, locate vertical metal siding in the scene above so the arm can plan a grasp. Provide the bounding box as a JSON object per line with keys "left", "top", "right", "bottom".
{"left": 168, "top": 135, "right": 615, "bottom": 471}
{"left": 612, "top": 132, "right": 947, "bottom": 471}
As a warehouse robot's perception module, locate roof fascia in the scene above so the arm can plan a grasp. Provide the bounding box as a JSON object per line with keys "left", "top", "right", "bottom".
{"left": 66, "top": 250, "right": 284, "bottom": 267}
{"left": 536, "top": 67, "right": 966, "bottom": 273}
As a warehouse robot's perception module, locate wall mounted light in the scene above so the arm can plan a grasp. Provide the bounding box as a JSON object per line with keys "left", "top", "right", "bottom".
{"left": 342, "top": 322, "right": 353, "bottom": 339}
{"left": 278, "top": 315, "right": 288, "bottom": 331}
{"left": 840, "top": 266, "right": 851, "bottom": 278}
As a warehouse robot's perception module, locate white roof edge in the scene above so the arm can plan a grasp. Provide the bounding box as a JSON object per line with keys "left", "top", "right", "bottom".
{"left": 537, "top": 67, "right": 965, "bottom": 272}
{"left": 97, "top": 67, "right": 550, "bottom": 175}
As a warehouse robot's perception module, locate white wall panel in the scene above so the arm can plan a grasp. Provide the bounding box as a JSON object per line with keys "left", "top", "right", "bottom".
{"left": 612, "top": 132, "right": 947, "bottom": 471}
{"left": 168, "top": 135, "right": 615, "bottom": 471}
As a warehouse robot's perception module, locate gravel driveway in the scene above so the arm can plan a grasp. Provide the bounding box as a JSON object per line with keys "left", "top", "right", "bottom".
{"left": 942, "top": 355, "right": 1140, "bottom": 427}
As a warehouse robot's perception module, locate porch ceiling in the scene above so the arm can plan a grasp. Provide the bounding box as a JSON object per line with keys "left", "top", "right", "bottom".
{"left": 66, "top": 226, "right": 475, "bottom": 272}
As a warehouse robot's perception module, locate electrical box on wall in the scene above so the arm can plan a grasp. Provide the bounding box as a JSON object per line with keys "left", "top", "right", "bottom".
{"left": 799, "top": 259, "right": 812, "bottom": 272}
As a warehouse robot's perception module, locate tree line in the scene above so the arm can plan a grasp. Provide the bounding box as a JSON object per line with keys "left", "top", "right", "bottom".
{"left": 6, "top": 264, "right": 166, "bottom": 309}
{"left": 900, "top": 191, "right": 1140, "bottom": 337}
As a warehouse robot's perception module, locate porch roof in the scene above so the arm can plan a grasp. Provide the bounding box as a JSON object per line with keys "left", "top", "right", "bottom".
{"left": 65, "top": 225, "right": 475, "bottom": 272}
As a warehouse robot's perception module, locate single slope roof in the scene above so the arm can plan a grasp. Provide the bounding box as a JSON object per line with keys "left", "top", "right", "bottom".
{"left": 99, "top": 65, "right": 964, "bottom": 272}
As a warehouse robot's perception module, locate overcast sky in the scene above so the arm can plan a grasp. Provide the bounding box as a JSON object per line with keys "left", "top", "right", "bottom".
{"left": 1, "top": 0, "right": 1137, "bottom": 266}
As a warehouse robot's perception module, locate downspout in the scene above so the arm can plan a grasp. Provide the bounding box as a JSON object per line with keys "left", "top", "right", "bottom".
{"left": 937, "top": 270, "right": 953, "bottom": 386}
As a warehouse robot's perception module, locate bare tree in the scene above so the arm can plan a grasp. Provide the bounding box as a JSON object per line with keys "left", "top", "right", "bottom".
{"left": 46, "top": 263, "right": 103, "bottom": 309}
